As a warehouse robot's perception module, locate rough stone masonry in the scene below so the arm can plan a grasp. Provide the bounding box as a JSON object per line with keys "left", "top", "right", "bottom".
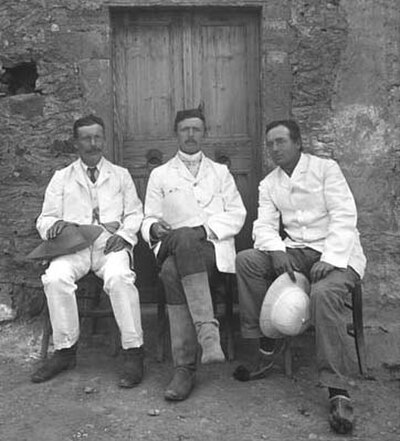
{"left": 1, "top": 0, "right": 399, "bottom": 371}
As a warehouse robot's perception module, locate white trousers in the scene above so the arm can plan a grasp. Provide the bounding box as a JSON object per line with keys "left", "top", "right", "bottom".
{"left": 42, "top": 231, "right": 143, "bottom": 350}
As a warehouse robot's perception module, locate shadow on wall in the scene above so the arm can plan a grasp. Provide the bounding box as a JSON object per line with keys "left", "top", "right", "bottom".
{"left": 0, "top": 61, "right": 39, "bottom": 96}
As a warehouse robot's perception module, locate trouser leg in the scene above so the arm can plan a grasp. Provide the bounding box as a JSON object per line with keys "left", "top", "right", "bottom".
{"left": 95, "top": 247, "right": 143, "bottom": 350}
{"left": 42, "top": 250, "right": 91, "bottom": 350}
{"left": 164, "top": 304, "right": 197, "bottom": 401}
{"left": 159, "top": 228, "right": 224, "bottom": 364}
{"left": 235, "top": 249, "right": 275, "bottom": 339}
{"left": 310, "top": 267, "right": 360, "bottom": 389}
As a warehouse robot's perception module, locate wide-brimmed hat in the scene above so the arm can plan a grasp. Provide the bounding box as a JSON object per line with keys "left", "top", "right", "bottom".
{"left": 27, "top": 224, "right": 104, "bottom": 260}
{"left": 260, "top": 271, "right": 311, "bottom": 339}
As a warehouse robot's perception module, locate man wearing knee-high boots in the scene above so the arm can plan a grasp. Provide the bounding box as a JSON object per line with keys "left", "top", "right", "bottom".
{"left": 141, "top": 106, "right": 246, "bottom": 401}
{"left": 234, "top": 120, "right": 366, "bottom": 434}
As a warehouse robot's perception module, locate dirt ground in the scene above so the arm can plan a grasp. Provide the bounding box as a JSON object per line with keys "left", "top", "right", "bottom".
{"left": 0, "top": 308, "right": 399, "bottom": 441}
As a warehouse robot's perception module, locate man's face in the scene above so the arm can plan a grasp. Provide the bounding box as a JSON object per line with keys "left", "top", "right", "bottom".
{"left": 266, "top": 125, "right": 301, "bottom": 172}
{"left": 176, "top": 117, "right": 205, "bottom": 155}
{"left": 75, "top": 123, "right": 105, "bottom": 167}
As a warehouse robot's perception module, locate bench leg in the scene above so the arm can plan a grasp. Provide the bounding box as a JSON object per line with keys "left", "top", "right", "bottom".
{"left": 156, "top": 302, "right": 168, "bottom": 362}
{"left": 40, "top": 306, "right": 52, "bottom": 359}
{"left": 352, "top": 284, "right": 367, "bottom": 376}
{"left": 284, "top": 339, "right": 293, "bottom": 377}
{"left": 224, "top": 274, "right": 235, "bottom": 361}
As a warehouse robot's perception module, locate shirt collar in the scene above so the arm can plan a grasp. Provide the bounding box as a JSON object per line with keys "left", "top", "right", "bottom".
{"left": 79, "top": 156, "right": 104, "bottom": 172}
{"left": 177, "top": 150, "right": 203, "bottom": 163}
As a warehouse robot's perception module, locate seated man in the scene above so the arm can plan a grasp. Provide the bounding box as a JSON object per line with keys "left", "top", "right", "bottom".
{"left": 234, "top": 120, "right": 366, "bottom": 434}
{"left": 141, "top": 106, "right": 246, "bottom": 401}
{"left": 31, "top": 115, "right": 145, "bottom": 388}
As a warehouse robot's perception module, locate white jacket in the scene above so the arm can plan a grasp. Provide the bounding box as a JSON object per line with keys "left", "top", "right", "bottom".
{"left": 141, "top": 153, "right": 246, "bottom": 273}
{"left": 253, "top": 153, "right": 366, "bottom": 278}
{"left": 37, "top": 158, "right": 143, "bottom": 247}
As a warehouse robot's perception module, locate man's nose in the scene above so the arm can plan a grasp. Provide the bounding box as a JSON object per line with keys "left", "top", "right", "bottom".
{"left": 271, "top": 141, "right": 279, "bottom": 152}
{"left": 90, "top": 137, "right": 97, "bottom": 146}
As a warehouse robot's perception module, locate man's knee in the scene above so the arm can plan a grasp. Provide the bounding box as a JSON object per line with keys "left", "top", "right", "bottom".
{"left": 42, "top": 261, "right": 75, "bottom": 288}
{"left": 310, "top": 281, "right": 343, "bottom": 316}
{"left": 171, "top": 227, "right": 202, "bottom": 251}
{"left": 236, "top": 249, "right": 270, "bottom": 277}
{"left": 104, "top": 265, "right": 134, "bottom": 291}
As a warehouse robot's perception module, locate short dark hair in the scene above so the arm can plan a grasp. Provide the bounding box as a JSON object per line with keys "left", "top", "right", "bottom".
{"left": 174, "top": 108, "right": 206, "bottom": 133}
{"left": 265, "top": 119, "right": 302, "bottom": 150}
{"left": 73, "top": 114, "right": 105, "bottom": 138}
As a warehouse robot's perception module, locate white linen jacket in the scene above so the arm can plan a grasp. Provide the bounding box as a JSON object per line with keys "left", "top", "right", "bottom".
{"left": 37, "top": 158, "right": 143, "bottom": 247}
{"left": 253, "top": 153, "right": 366, "bottom": 278}
{"left": 141, "top": 153, "right": 247, "bottom": 273}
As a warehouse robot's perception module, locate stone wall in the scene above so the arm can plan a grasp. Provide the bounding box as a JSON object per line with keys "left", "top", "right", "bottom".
{"left": 1, "top": 0, "right": 399, "bottom": 368}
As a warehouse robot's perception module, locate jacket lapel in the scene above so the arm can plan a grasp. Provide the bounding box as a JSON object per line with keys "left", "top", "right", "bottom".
{"left": 171, "top": 154, "right": 196, "bottom": 182}
{"left": 290, "top": 153, "right": 308, "bottom": 184}
{"left": 96, "top": 158, "right": 112, "bottom": 187}
{"left": 72, "top": 160, "right": 89, "bottom": 190}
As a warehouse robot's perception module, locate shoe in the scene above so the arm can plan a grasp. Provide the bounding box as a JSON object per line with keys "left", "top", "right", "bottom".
{"left": 233, "top": 338, "right": 286, "bottom": 382}
{"left": 118, "top": 346, "right": 144, "bottom": 388}
{"left": 329, "top": 395, "right": 354, "bottom": 434}
{"left": 259, "top": 337, "right": 285, "bottom": 356}
{"left": 233, "top": 356, "right": 275, "bottom": 382}
{"left": 31, "top": 346, "right": 77, "bottom": 383}
{"left": 164, "top": 367, "right": 196, "bottom": 401}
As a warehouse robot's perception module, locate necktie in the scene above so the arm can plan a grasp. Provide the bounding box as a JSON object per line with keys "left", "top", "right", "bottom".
{"left": 87, "top": 167, "right": 98, "bottom": 183}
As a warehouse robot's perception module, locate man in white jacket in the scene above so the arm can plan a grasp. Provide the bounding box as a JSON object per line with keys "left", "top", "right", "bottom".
{"left": 141, "top": 107, "right": 246, "bottom": 401}
{"left": 234, "top": 120, "right": 366, "bottom": 434}
{"left": 31, "top": 115, "right": 144, "bottom": 388}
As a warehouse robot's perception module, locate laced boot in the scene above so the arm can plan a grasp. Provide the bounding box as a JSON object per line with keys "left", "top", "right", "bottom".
{"left": 181, "top": 272, "right": 226, "bottom": 364}
{"left": 31, "top": 345, "right": 77, "bottom": 383}
{"left": 119, "top": 346, "right": 144, "bottom": 388}
{"left": 164, "top": 304, "right": 197, "bottom": 401}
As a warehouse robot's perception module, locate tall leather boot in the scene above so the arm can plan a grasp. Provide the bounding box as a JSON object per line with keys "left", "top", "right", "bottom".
{"left": 164, "top": 304, "right": 197, "bottom": 401}
{"left": 31, "top": 344, "right": 77, "bottom": 383}
{"left": 181, "top": 272, "right": 225, "bottom": 364}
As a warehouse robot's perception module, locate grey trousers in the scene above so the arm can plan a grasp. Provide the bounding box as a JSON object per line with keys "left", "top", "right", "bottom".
{"left": 158, "top": 228, "right": 218, "bottom": 304}
{"left": 235, "top": 247, "right": 360, "bottom": 389}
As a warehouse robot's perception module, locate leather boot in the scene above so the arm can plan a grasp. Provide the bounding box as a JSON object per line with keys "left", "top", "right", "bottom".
{"left": 31, "top": 345, "right": 77, "bottom": 383}
{"left": 164, "top": 304, "right": 197, "bottom": 401}
{"left": 181, "top": 272, "right": 225, "bottom": 364}
{"left": 119, "top": 346, "right": 144, "bottom": 388}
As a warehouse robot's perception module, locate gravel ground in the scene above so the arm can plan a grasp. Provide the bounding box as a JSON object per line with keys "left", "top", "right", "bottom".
{"left": 0, "top": 311, "right": 399, "bottom": 441}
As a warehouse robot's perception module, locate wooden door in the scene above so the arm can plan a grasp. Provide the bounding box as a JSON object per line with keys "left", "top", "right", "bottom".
{"left": 111, "top": 7, "right": 261, "bottom": 301}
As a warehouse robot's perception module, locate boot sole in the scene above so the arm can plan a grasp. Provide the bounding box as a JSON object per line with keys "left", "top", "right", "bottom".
{"left": 31, "top": 360, "right": 76, "bottom": 383}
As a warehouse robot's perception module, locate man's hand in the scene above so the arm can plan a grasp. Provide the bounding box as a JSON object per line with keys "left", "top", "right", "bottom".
{"left": 46, "top": 220, "right": 75, "bottom": 240}
{"left": 270, "top": 250, "right": 298, "bottom": 282}
{"left": 104, "top": 234, "right": 130, "bottom": 255}
{"left": 310, "top": 261, "right": 335, "bottom": 283}
{"left": 150, "top": 220, "right": 172, "bottom": 241}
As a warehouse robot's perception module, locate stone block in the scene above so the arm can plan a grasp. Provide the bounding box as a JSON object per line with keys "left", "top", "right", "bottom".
{"left": 0, "top": 284, "right": 16, "bottom": 322}
{"left": 9, "top": 94, "right": 44, "bottom": 119}
{"left": 365, "top": 322, "right": 400, "bottom": 370}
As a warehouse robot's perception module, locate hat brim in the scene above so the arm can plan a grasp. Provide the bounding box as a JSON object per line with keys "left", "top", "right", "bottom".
{"left": 260, "top": 271, "right": 311, "bottom": 338}
{"left": 27, "top": 224, "right": 104, "bottom": 260}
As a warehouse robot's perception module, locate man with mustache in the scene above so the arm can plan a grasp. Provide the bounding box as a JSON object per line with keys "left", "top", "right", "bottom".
{"left": 31, "top": 115, "right": 145, "bottom": 388}
{"left": 233, "top": 120, "right": 366, "bottom": 434}
{"left": 141, "top": 107, "right": 246, "bottom": 401}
